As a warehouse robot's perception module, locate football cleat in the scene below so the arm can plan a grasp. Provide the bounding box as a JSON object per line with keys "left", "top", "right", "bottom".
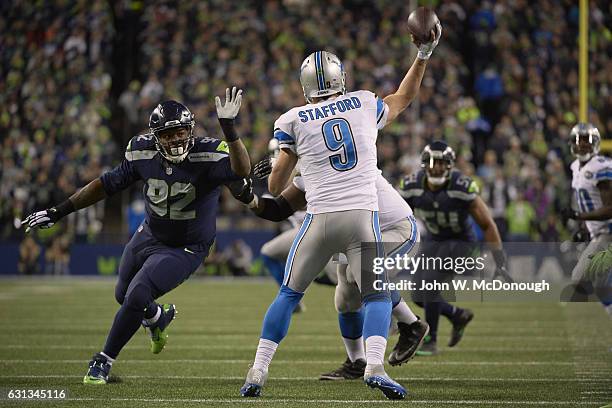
{"left": 388, "top": 320, "right": 430, "bottom": 366}
{"left": 143, "top": 304, "right": 176, "bottom": 354}
{"left": 240, "top": 366, "right": 268, "bottom": 397}
{"left": 448, "top": 308, "right": 474, "bottom": 347}
{"left": 415, "top": 335, "right": 439, "bottom": 356}
{"left": 83, "top": 353, "right": 112, "bottom": 385}
{"left": 319, "top": 358, "right": 366, "bottom": 380}
{"left": 364, "top": 364, "right": 407, "bottom": 400}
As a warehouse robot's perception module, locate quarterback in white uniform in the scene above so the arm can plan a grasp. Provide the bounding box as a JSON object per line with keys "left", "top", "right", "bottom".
{"left": 240, "top": 24, "right": 441, "bottom": 400}
{"left": 563, "top": 123, "right": 612, "bottom": 313}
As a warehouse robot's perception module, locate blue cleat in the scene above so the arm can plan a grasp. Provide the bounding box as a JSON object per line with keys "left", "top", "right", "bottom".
{"left": 364, "top": 364, "right": 407, "bottom": 400}
{"left": 83, "top": 353, "right": 112, "bottom": 385}
{"left": 240, "top": 366, "right": 268, "bottom": 397}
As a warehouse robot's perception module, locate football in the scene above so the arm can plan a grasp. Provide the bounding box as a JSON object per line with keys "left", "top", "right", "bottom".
{"left": 406, "top": 7, "right": 439, "bottom": 44}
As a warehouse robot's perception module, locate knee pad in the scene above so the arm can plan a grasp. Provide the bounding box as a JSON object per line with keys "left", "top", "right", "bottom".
{"left": 124, "top": 282, "right": 152, "bottom": 311}
{"left": 334, "top": 282, "right": 362, "bottom": 313}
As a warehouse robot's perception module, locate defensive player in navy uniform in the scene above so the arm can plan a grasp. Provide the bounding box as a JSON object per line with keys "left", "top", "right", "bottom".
{"left": 22, "top": 87, "right": 251, "bottom": 384}
{"left": 399, "top": 141, "right": 509, "bottom": 355}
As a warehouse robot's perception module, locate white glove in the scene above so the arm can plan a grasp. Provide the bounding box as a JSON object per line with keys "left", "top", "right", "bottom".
{"left": 22, "top": 210, "right": 56, "bottom": 233}
{"left": 215, "top": 86, "right": 243, "bottom": 119}
{"left": 416, "top": 22, "right": 442, "bottom": 60}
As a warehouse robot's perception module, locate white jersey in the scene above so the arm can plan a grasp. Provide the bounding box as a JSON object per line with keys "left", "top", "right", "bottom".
{"left": 293, "top": 173, "right": 412, "bottom": 231}
{"left": 571, "top": 155, "right": 612, "bottom": 238}
{"left": 274, "top": 90, "right": 389, "bottom": 214}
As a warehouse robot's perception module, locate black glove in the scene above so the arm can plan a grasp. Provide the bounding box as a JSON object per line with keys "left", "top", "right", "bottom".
{"left": 228, "top": 178, "right": 255, "bottom": 205}
{"left": 492, "top": 249, "right": 513, "bottom": 283}
{"left": 253, "top": 156, "right": 273, "bottom": 180}
{"left": 560, "top": 207, "right": 579, "bottom": 223}
{"left": 572, "top": 229, "right": 589, "bottom": 243}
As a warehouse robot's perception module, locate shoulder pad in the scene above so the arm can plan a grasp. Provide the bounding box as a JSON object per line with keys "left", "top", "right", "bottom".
{"left": 448, "top": 171, "right": 478, "bottom": 200}
{"left": 399, "top": 171, "right": 424, "bottom": 199}
{"left": 125, "top": 134, "right": 157, "bottom": 161}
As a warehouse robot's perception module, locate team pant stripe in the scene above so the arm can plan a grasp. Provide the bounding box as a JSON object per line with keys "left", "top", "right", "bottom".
{"left": 388, "top": 216, "right": 418, "bottom": 257}
{"left": 283, "top": 213, "right": 313, "bottom": 286}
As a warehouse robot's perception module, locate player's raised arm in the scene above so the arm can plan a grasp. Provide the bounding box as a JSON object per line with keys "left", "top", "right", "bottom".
{"left": 268, "top": 149, "right": 298, "bottom": 196}
{"left": 383, "top": 22, "right": 441, "bottom": 124}
{"left": 215, "top": 86, "right": 251, "bottom": 177}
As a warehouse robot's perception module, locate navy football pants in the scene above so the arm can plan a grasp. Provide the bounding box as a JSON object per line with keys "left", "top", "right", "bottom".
{"left": 103, "top": 222, "right": 208, "bottom": 359}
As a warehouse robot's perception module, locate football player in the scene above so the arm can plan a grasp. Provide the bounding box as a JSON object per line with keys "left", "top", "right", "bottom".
{"left": 240, "top": 23, "right": 441, "bottom": 400}
{"left": 22, "top": 88, "right": 250, "bottom": 384}
{"left": 562, "top": 123, "right": 612, "bottom": 314}
{"left": 400, "top": 141, "right": 509, "bottom": 355}
{"left": 231, "top": 161, "right": 428, "bottom": 379}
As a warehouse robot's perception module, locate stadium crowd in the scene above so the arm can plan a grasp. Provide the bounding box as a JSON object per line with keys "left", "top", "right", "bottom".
{"left": 1, "top": 0, "right": 610, "bottom": 260}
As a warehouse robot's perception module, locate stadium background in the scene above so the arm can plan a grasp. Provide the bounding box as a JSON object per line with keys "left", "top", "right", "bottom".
{"left": 0, "top": 0, "right": 610, "bottom": 275}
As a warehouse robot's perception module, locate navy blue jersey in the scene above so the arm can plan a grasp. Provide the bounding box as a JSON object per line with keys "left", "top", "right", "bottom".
{"left": 399, "top": 170, "right": 478, "bottom": 241}
{"left": 100, "top": 135, "right": 241, "bottom": 247}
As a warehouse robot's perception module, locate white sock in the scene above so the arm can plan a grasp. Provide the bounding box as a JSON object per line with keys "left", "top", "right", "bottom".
{"left": 365, "top": 335, "right": 387, "bottom": 366}
{"left": 99, "top": 352, "right": 115, "bottom": 365}
{"left": 142, "top": 305, "right": 161, "bottom": 326}
{"left": 392, "top": 300, "right": 418, "bottom": 325}
{"left": 253, "top": 338, "right": 278, "bottom": 372}
{"left": 342, "top": 336, "right": 365, "bottom": 362}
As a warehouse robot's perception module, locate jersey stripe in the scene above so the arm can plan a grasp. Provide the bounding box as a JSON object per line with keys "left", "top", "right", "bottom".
{"left": 376, "top": 97, "right": 385, "bottom": 123}
{"left": 125, "top": 150, "right": 158, "bottom": 161}
{"left": 187, "top": 152, "right": 227, "bottom": 162}
{"left": 387, "top": 216, "right": 419, "bottom": 257}
{"left": 283, "top": 213, "right": 313, "bottom": 286}
{"left": 447, "top": 190, "right": 477, "bottom": 201}
{"left": 595, "top": 170, "right": 612, "bottom": 180}
{"left": 273, "top": 128, "right": 295, "bottom": 142}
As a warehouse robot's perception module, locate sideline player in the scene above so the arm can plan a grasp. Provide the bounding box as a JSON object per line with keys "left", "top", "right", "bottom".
{"left": 22, "top": 88, "right": 250, "bottom": 384}
{"left": 240, "top": 24, "right": 441, "bottom": 400}
{"left": 562, "top": 123, "right": 612, "bottom": 313}
{"left": 400, "top": 141, "right": 509, "bottom": 355}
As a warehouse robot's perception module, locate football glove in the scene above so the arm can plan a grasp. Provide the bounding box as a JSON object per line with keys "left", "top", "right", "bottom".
{"left": 560, "top": 207, "right": 579, "bottom": 223}
{"left": 228, "top": 178, "right": 257, "bottom": 207}
{"left": 416, "top": 22, "right": 442, "bottom": 60}
{"left": 215, "top": 87, "right": 243, "bottom": 120}
{"left": 572, "top": 229, "right": 589, "bottom": 243}
{"left": 22, "top": 208, "right": 60, "bottom": 233}
{"left": 253, "top": 156, "right": 273, "bottom": 180}
{"left": 492, "top": 249, "right": 513, "bottom": 283}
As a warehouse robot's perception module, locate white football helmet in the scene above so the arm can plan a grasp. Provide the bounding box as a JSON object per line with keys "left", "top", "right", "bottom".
{"left": 300, "top": 51, "right": 346, "bottom": 103}
{"left": 570, "top": 122, "right": 601, "bottom": 163}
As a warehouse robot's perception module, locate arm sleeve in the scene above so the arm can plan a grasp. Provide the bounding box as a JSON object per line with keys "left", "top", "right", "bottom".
{"left": 273, "top": 114, "right": 296, "bottom": 153}
{"left": 100, "top": 159, "right": 141, "bottom": 196}
{"left": 375, "top": 95, "right": 390, "bottom": 130}
{"left": 255, "top": 195, "right": 295, "bottom": 222}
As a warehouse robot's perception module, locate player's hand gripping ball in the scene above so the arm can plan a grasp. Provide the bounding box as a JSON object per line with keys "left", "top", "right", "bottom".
{"left": 407, "top": 7, "right": 442, "bottom": 60}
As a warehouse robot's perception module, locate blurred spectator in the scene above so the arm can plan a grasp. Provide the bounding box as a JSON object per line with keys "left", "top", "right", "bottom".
{"left": 18, "top": 236, "right": 41, "bottom": 275}
{"left": 506, "top": 193, "right": 537, "bottom": 241}
{"left": 1, "top": 0, "right": 609, "bottom": 249}
{"left": 223, "top": 240, "right": 253, "bottom": 276}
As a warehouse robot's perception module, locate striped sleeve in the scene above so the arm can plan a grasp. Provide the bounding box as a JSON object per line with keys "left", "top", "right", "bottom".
{"left": 273, "top": 114, "right": 296, "bottom": 153}
{"left": 595, "top": 168, "right": 612, "bottom": 181}
{"left": 375, "top": 96, "right": 389, "bottom": 130}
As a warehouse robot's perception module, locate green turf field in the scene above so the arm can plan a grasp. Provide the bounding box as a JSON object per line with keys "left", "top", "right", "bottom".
{"left": 0, "top": 277, "right": 610, "bottom": 407}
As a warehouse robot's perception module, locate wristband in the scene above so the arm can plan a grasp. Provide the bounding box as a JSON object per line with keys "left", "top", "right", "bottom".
{"left": 218, "top": 118, "right": 239, "bottom": 142}
{"left": 52, "top": 199, "right": 76, "bottom": 220}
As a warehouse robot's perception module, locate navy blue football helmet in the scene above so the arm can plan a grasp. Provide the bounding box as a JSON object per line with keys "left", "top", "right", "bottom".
{"left": 421, "top": 141, "right": 456, "bottom": 186}
{"left": 149, "top": 100, "right": 195, "bottom": 163}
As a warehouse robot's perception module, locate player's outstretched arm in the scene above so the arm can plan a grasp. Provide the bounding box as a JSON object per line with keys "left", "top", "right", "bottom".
{"left": 383, "top": 22, "right": 441, "bottom": 124}
{"left": 228, "top": 178, "right": 305, "bottom": 222}
{"left": 268, "top": 149, "right": 298, "bottom": 196}
{"left": 215, "top": 87, "right": 251, "bottom": 177}
{"left": 21, "top": 178, "right": 107, "bottom": 233}
{"left": 469, "top": 195, "right": 513, "bottom": 282}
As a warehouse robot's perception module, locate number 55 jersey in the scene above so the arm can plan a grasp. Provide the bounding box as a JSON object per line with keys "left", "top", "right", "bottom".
{"left": 273, "top": 90, "right": 388, "bottom": 214}
{"left": 100, "top": 135, "right": 242, "bottom": 247}
{"left": 571, "top": 155, "right": 612, "bottom": 239}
